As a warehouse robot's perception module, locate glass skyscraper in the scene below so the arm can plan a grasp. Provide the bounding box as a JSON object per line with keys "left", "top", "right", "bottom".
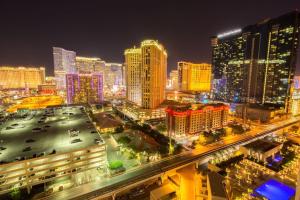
{"left": 53, "top": 47, "right": 76, "bottom": 90}
{"left": 211, "top": 11, "right": 300, "bottom": 109}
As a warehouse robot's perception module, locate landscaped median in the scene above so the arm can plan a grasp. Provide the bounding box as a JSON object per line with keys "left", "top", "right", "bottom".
{"left": 108, "top": 160, "right": 126, "bottom": 177}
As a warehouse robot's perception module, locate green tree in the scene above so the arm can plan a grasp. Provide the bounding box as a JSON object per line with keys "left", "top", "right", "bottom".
{"left": 115, "top": 126, "right": 124, "bottom": 133}
{"left": 10, "top": 187, "right": 21, "bottom": 200}
{"left": 157, "top": 123, "right": 167, "bottom": 132}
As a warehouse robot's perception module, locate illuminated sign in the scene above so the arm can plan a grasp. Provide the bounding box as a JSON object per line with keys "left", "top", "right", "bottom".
{"left": 217, "top": 29, "right": 242, "bottom": 39}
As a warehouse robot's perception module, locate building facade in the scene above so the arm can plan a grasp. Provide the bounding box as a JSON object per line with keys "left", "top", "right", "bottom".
{"left": 45, "top": 76, "right": 56, "bottom": 85}
{"left": 166, "top": 103, "right": 228, "bottom": 138}
{"left": 291, "top": 76, "right": 300, "bottom": 116}
{"left": 103, "top": 63, "right": 125, "bottom": 97}
{"left": 141, "top": 40, "right": 167, "bottom": 109}
{"left": 169, "top": 70, "right": 179, "bottom": 90}
{"left": 125, "top": 47, "right": 142, "bottom": 105}
{"left": 178, "top": 62, "right": 211, "bottom": 92}
{"left": 0, "top": 144, "right": 106, "bottom": 195}
{"left": 66, "top": 73, "right": 103, "bottom": 104}
{"left": 38, "top": 84, "right": 57, "bottom": 95}
{"left": 211, "top": 11, "right": 300, "bottom": 109}
{"left": 76, "top": 56, "right": 124, "bottom": 98}
{"left": 125, "top": 40, "right": 167, "bottom": 109}
{"left": 0, "top": 66, "right": 45, "bottom": 89}
{"left": 53, "top": 47, "right": 76, "bottom": 90}
{"left": 75, "top": 56, "right": 105, "bottom": 74}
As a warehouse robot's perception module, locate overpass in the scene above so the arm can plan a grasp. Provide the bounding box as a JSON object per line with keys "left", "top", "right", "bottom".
{"left": 42, "top": 116, "right": 300, "bottom": 200}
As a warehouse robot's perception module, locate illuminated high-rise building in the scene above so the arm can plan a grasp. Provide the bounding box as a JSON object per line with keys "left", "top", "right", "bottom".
{"left": 124, "top": 47, "right": 142, "bottom": 105}
{"left": 291, "top": 76, "right": 300, "bottom": 116}
{"left": 104, "top": 63, "right": 125, "bottom": 96}
{"left": 141, "top": 40, "right": 167, "bottom": 109}
{"left": 66, "top": 73, "right": 103, "bottom": 104}
{"left": 53, "top": 47, "right": 76, "bottom": 90}
{"left": 169, "top": 70, "right": 179, "bottom": 90}
{"left": 0, "top": 66, "right": 45, "bottom": 89}
{"left": 76, "top": 56, "right": 124, "bottom": 97}
{"left": 124, "top": 40, "right": 167, "bottom": 109}
{"left": 75, "top": 56, "right": 105, "bottom": 74}
{"left": 178, "top": 62, "right": 211, "bottom": 92}
{"left": 211, "top": 11, "right": 300, "bottom": 109}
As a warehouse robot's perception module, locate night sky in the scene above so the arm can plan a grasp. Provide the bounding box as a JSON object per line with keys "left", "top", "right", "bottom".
{"left": 0, "top": 0, "right": 299, "bottom": 76}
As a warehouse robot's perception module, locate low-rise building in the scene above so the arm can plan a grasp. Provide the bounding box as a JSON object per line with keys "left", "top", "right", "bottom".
{"left": 93, "top": 112, "right": 122, "bottom": 133}
{"left": 166, "top": 90, "right": 210, "bottom": 103}
{"left": 235, "top": 104, "right": 285, "bottom": 123}
{"left": 38, "top": 84, "right": 57, "bottom": 95}
{"left": 166, "top": 103, "right": 228, "bottom": 138}
{"left": 115, "top": 101, "right": 167, "bottom": 121}
{"left": 207, "top": 172, "right": 231, "bottom": 200}
{"left": 240, "top": 139, "right": 283, "bottom": 162}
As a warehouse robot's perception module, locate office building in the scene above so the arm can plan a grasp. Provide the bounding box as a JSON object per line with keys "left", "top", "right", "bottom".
{"left": 53, "top": 47, "right": 76, "bottom": 90}
{"left": 0, "top": 66, "right": 45, "bottom": 89}
{"left": 124, "top": 47, "right": 142, "bottom": 105}
{"left": 166, "top": 103, "right": 228, "bottom": 138}
{"left": 211, "top": 11, "right": 300, "bottom": 109}
{"left": 75, "top": 56, "right": 105, "bottom": 74}
{"left": 178, "top": 62, "right": 211, "bottom": 92}
{"left": 66, "top": 73, "right": 103, "bottom": 104}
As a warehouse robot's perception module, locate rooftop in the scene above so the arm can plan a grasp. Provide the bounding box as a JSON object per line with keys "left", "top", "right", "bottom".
{"left": 207, "top": 172, "right": 228, "bottom": 198}
{"left": 244, "top": 139, "right": 282, "bottom": 153}
{"left": 93, "top": 112, "right": 122, "bottom": 129}
{"left": 0, "top": 106, "right": 104, "bottom": 164}
{"left": 247, "top": 103, "right": 284, "bottom": 111}
{"left": 166, "top": 103, "right": 228, "bottom": 112}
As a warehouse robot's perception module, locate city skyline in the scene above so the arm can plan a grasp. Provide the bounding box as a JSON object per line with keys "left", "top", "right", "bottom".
{"left": 1, "top": 2, "right": 300, "bottom": 200}
{"left": 0, "top": 1, "right": 299, "bottom": 75}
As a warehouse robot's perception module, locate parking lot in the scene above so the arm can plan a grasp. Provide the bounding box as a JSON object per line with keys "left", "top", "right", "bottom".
{"left": 0, "top": 106, "right": 103, "bottom": 163}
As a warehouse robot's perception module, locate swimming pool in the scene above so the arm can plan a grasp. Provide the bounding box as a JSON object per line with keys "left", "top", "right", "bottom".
{"left": 254, "top": 179, "right": 295, "bottom": 200}
{"left": 273, "top": 154, "right": 283, "bottom": 163}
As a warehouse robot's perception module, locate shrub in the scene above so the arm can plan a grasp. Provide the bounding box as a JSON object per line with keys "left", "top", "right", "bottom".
{"left": 109, "top": 160, "right": 123, "bottom": 170}
{"left": 117, "top": 136, "right": 131, "bottom": 144}
{"left": 115, "top": 126, "right": 124, "bottom": 133}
